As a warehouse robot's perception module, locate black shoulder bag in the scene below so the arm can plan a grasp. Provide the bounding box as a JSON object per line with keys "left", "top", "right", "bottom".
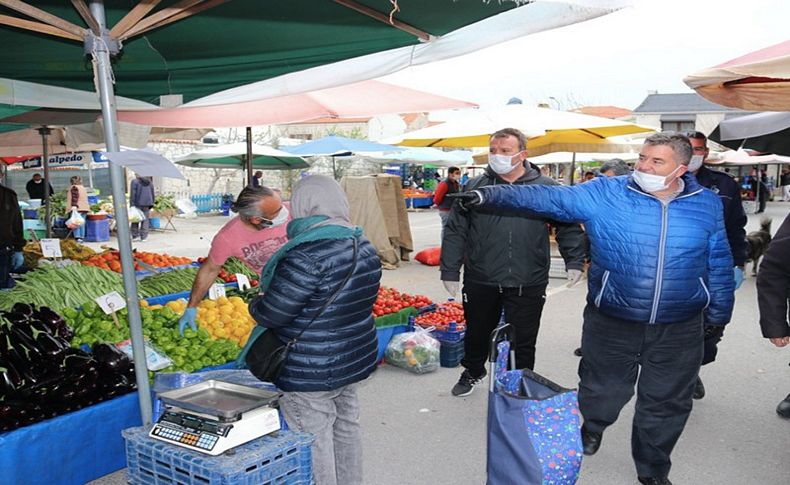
{"left": 246, "top": 237, "right": 359, "bottom": 383}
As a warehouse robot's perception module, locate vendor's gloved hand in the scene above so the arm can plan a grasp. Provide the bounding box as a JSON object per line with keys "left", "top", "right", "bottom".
{"left": 733, "top": 266, "right": 744, "bottom": 290}
{"left": 703, "top": 325, "right": 725, "bottom": 341}
{"left": 11, "top": 251, "right": 24, "bottom": 271}
{"left": 178, "top": 307, "right": 197, "bottom": 335}
{"left": 566, "top": 269, "right": 584, "bottom": 287}
{"left": 442, "top": 280, "right": 460, "bottom": 297}
{"left": 446, "top": 190, "right": 483, "bottom": 212}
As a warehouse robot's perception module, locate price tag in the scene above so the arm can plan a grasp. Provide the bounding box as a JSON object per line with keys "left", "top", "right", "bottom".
{"left": 96, "top": 291, "right": 127, "bottom": 314}
{"left": 208, "top": 283, "right": 226, "bottom": 300}
{"left": 236, "top": 273, "right": 251, "bottom": 291}
{"left": 40, "top": 238, "right": 63, "bottom": 258}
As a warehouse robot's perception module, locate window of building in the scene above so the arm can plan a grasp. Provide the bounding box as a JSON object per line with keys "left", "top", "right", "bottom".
{"left": 660, "top": 120, "right": 695, "bottom": 133}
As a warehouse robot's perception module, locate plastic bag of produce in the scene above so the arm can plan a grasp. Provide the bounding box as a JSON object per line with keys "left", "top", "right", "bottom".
{"left": 65, "top": 207, "right": 85, "bottom": 229}
{"left": 385, "top": 327, "right": 440, "bottom": 374}
{"left": 128, "top": 206, "right": 145, "bottom": 223}
{"left": 415, "top": 247, "right": 441, "bottom": 266}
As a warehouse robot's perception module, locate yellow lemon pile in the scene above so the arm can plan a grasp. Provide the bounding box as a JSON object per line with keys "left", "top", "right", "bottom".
{"left": 196, "top": 296, "right": 256, "bottom": 347}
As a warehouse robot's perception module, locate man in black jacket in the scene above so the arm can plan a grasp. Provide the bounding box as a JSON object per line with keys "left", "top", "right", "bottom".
{"left": 686, "top": 131, "right": 748, "bottom": 399}
{"left": 441, "top": 128, "right": 587, "bottom": 396}
{"left": 25, "top": 173, "right": 54, "bottom": 200}
{"left": 1, "top": 175, "right": 25, "bottom": 288}
{"left": 756, "top": 213, "right": 790, "bottom": 418}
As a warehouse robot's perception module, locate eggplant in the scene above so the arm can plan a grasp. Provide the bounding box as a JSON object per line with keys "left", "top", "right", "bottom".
{"left": 33, "top": 331, "right": 67, "bottom": 359}
{"left": 8, "top": 327, "right": 45, "bottom": 363}
{"left": 0, "top": 360, "right": 23, "bottom": 395}
{"left": 1, "top": 335, "right": 38, "bottom": 386}
{"left": 11, "top": 303, "right": 33, "bottom": 317}
{"left": 92, "top": 343, "right": 132, "bottom": 375}
{"left": 3, "top": 311, "right": 29, "bottom": 326}
{"left": 34, "top": 307, "right": 67, "bottom": 328}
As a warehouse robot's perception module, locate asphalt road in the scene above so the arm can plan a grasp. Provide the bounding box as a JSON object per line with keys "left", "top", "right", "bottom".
{"left": 92, "top": 202, "right": 790, "bottom": 485}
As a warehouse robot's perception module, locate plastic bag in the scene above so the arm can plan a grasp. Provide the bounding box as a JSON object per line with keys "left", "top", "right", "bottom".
{"left": 175, "top": 198, "right": 197, "bottom": 215}
{"left": 128, "top": 206, "right": 145, "bottom": 223}
{"left": 65, "top": 207, "right": 85, "bottom": 229}
{"left": 385, "top": 328, "right": 440, "bottom": 374}
{"left": 415, "top": 247, "right": 441, "bottom": 266}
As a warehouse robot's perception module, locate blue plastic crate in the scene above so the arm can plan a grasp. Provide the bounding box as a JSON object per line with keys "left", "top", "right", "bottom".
{"left": 123, "top": 426, "right": 313, "bottom": 485}
{"left": 440, "top": 339, "right": 464, "bottom": 368}
{"left": 431, "top": 326, "right": 465, "bottom": 343}
{"left": 85, "top": 218, "right": 110, "bottom": 242}
{"left": 142, "top": 281, "right": 238, "bottom": 305}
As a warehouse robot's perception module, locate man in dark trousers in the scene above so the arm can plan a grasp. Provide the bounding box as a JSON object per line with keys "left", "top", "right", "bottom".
{"left": 450, "top": 133, "right": 734, "bottom": 485}
{"left": 1, "top": 173, "right": 25, "bottom": 288}
{"left": 441, "top": 128, "right": 586, "bottom": 397}
{"left": 685, "top": 131, "right": 748, "bottom": 399}
{"left": 25, "top": 173, "right": 54, "bottom": 200}
{"left": 130, "top": 175, "right": 156, "bottom": 242}
{"left": 756, "top": 213, "right": 790, "bottom": 418}
{"left": 433, "top": 166, "right": 461, "bottom": 242}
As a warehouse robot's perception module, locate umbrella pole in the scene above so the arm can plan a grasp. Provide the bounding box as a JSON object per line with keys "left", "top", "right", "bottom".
{"left": 89, "top": 0, "right": 152, "bottom": 425}
{"left": 569, "top": 153, "right": 577, "bottom": 186}
{"left": 246, "top": 126, "right": 253, "bottom": 186}
{"left": 38, "top": 127, "right": 52, "bottom": 238}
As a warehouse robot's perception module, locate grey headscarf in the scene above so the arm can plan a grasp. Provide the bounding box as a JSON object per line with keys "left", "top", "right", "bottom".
{"left": 290, "top": 175, "right": 353, "bottom": 228}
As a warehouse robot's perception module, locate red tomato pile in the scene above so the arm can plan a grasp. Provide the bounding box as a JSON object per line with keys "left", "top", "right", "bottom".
{"left": 217, "top": 269, "right": 259, "bottom": 287}
{"left": 372, "top": 287, "right": 432, "bottom": 317}
{"left": 415, "top": 301, "right": 465, "bottom": 332}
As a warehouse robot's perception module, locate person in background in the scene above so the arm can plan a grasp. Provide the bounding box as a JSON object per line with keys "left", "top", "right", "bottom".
{"left": 433, "top": 166, "right": 461, "bottom": 241}
{"left": 25, "top": 173, "right": 53, "bottom": 201}
{"left": 461, "top": 171, "right": 469, "bottom": 185}
{"left": 252, "top": 170, "right": 263, "bottom": 188}
{"left": 442, "top": 128, "right": 587, "bottom": 397}
{"left": 450, "top": 132, "right": 734, "bottom": 485}
{"left": 130, "top": 175, "right": 156, "bottom": 242}
{"left": 752, "top": 172, "right": 770, "bottom": 213}
{"left": 583, "top": 171, "right": 596, "bottom": 182}
{"left": 248, "top": 175, "right": 381, "bottom": 485}
{"left": 599, "top": 158, "right": 631, "bottom": 177}
{"left": 780, "top": 167, "right": 790, "bottom": 201}
{"left": 0, "top": 172, "right": 24, "bottom": 288}
{"left": 685, "top": 131, "right": 748, "bottom": 399}
{"left": 177, "top": 186, "right": 289, "bottom": 335}
{"left": 756, "top": 213, "right": 790, "bottom": 418}
{"left": 68, "top": 175, "right": 89, "bottom": 242}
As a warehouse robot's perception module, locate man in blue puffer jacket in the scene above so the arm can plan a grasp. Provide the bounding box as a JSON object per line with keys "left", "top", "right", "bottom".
{"left": 248, "top": 175, "right": 381, "bottom": 485}
{"left": 449, "top": 132, "right": 734, "bottom": 485}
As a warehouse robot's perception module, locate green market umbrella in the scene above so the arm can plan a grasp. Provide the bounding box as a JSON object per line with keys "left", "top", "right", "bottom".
{"left": 174, "top": 142, "right": 309, "bottom": 170}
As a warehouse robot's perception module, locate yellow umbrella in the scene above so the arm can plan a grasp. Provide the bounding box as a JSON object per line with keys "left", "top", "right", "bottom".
{"left": 387, "top": 105, "right": 654, "bottom": 151}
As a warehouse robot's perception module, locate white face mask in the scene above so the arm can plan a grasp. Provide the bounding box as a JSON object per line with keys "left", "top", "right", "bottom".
{"left": 488, "top": 154, "right": 519, "bottom": 174}
{"left": 268, "top": 206, "right": 289, "bottom": 227}
{"left": 687, "top": 155, "right": 704, "bottom": 172}
{"left": 632, "top": 165, "right": 683, "bottom": 193}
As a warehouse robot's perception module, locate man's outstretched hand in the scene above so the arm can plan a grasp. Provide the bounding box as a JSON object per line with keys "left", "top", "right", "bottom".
{"left": 446, "top": 190, "right": 483, "bottom": 211}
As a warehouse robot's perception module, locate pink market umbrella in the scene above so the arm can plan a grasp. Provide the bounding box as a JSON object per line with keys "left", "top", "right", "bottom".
{"left": 116, "top": 80, "right": 475, "bottom": 128}
{"left": 684, "top": 40, "right": 790, "bottom": 111}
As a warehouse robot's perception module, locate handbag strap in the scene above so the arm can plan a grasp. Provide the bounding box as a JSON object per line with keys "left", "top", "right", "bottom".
{"left": 290, "top": 237, "right": 360, "bottom": 344}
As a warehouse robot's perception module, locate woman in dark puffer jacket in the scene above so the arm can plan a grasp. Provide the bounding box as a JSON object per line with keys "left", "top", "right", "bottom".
{"left": 248, "top": 175, "right": 381, "bottom": 485}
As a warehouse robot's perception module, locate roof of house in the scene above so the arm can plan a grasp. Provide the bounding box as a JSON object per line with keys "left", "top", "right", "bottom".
{"left": 633, "top": 93, "right": 744, "bottom": 113}
{"left": 570, "top": 105, "right": 631, "bottom": 119}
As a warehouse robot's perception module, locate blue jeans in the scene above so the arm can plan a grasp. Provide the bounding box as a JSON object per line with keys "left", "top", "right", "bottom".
{"left": 279, "top": 383, "right": 363, "bottom": 485}
{"left": 578, "top": 305, "right": 704, "bottom": 478}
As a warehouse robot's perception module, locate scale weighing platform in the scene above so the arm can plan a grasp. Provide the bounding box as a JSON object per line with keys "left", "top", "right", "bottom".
{"left": 150, "top": 380, "right": 282, "bottom": 456}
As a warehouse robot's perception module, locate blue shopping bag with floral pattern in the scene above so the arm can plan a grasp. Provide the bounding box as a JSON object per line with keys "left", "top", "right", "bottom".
{"left": 487, "top": 340, "right": 583, "bottom": 485}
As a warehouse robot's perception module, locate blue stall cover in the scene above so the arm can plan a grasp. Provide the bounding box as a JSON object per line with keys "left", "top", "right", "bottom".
{"left": 0, "top": 392, "right": 141, "bottom": 485}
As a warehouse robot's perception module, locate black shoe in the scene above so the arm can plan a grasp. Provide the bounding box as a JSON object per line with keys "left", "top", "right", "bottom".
{"left": 573, "top": 347, "right": 582, "bottom": 357}
{"left": 693, "top": 376, "right": 705, "bottom": 400}
{"left": 581, "top": 425, "right": 603, "bottom": 455}
{"left": 451, "top": 369, "right": 486, "bottom": 397}
{"left": 777, "top": 394, "right": 790, "bottom": 419}
{"left": 638, "top": 476, "right": 672, "bottom": 485}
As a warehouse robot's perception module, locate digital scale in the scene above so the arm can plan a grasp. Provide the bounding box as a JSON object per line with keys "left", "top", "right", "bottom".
{"left": 150, "top": 380, "right": 282, "bottom": 456}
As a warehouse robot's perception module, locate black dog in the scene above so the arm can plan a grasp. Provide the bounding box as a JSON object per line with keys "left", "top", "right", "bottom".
{"left": 745, "top": 218, "right": 772, "bottom": 276}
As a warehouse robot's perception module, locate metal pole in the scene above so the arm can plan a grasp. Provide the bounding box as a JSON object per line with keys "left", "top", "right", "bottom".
{"left": 89, "top": 0, "right": 152, "bottom": 425}
{"left": 38, "top": 127, "right": 52, "bottom": 237}
{"left": 569, "top": 152, "right": 577, "bottom": 186}
{"left": 246, "top": 126, "right": 253, "bottom": 185}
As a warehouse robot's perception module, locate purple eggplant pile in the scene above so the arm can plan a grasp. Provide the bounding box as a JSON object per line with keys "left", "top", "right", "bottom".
{"left": 0, "top": 303, "right": 136, "bottom": 432}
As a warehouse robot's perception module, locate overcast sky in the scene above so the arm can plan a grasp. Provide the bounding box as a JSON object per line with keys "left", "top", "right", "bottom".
{"left": 381, "top": 0, "right": 789, "bottom": 111}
